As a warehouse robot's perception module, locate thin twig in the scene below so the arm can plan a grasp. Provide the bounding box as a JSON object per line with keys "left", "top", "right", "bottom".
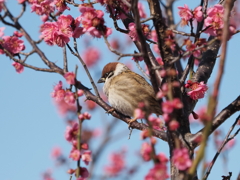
{"left": 102, "top": 32, "right": 142, "bottom": 58}
{"left": 63, "top": 46, "right": 68, "bottom": 73}
{"left": 135, "top": 61, "right": 150, "bottom": 80}
{"left": 140, "top": 16, "right": 154, "bottom": 23}
{"left": 203, "top": 114, "right": 240, "bottom": 180}
{"left": 1, "top": 45, "right": 56, "bottom": 73}
{"left": 15, "top": 3, "right": 26, "bottom": 21}
{"left": 66, "top": 42, "right": 100, "bottom": 98}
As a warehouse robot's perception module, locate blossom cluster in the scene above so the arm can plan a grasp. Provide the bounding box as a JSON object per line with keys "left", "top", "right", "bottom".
{"left": 40, "top": 15, "right": 82, "bottom": 47}
{"left": 178, "top": 4, "right": 203, "bottom": 26}
{"left": 178, "top": 4, "right": 236, "bottom": 37}
{"left": 40, "top": 5, "right": 112, "bottom": 47}
{"left": 172, "top": 148, "right": 192, "bottom": 170}
{"left": 19, "top": 0, "right": 70, "bottom": 16}
{"left": 104, "top": 149, "right": 126, "bottom": 176}
{"left": 128, "top": 23, "right": 151, "bottom": 41}
{"left": 65, "top": 121, "right": 92, "bottom": 179}
{"left": 145, "top": 153, "right": 169, "bottom": 180}
{"left": 0, "top": 30, "right": 25, "bottom": 55}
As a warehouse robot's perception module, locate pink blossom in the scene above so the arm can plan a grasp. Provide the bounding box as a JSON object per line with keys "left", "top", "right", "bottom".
{"left": 77, "top": 90, "right": 84, "bottom": 97}
{"left": 134, "top": 108, "right": 145, "bottom": 119}
{"left": 157, "top": 153, "right": 169, "bottom": 163}
{"left": 31, "top": 0, "right": 55, "bottom": 15}
{"left": 82, "top": 47, "right": 101, "bottom": 67}
{"left": 40, "top": 15, "right": 73, "bottom": 47}
{"left": 13, "top": 32, "right": 23, "bottom": 38}
{"left": 178, "top": 4, "right": 193, "bottom": 26}
{"left": 0, "top": 0, "right": 4, "bottom": 12}
{"left": 18, "top": 0, "right": 27, "bottom": 3}
{"left": 12, "top": 62, "right": 24, "bottom": 73}
{"left": 69, "top": 149, "right": 81, "bottom": 161}
{"left": 128, "top": 23, "right": 138, "bottom": 41}
{"left": 86, "top": 100, "right": 97, "bottom": 111}
{"left": 64, "top": 72, "right": 75, "bottom": 84}
{"left": 193, "top": 6, "right": 203, "bottom": 22}
{"left": 140, "top": 142, "right": 152, "bottom": 161}
{"left": 51, "top": 147, "right": 62, "bottom": 159}
{"left": 0, "top": 27, "right": 5, "bottom": 37}
{"left": 132, "top": 56, "right": 144, "bottom": 62}
{"left": 204, "top": 4, "right": 224, "bottom": 36}
{"left": 145, "top": 164, "right": 169, "bottom": 180}
{"left": 77, "top": 167, "right": 89, "bottom": 179}
{"left": 54, "top": 99, "right": 77, "bottom": 116}
{"left": 169, "top": 120, "right": 179, "bottom": 131}
{"left": 1, "top": 36, "right": 25, "bottom": 54}
{"left": 156, "top": 57, "right": 164, "bottom": 66}
{"left": 78, "top": 112, "right": 91, "bottom": 120}
{"left": 186, "top": 43, "right": 201, "bottom": 58}
{"left": 162, "top": 98, "right": 183, "bottom": 114}
{"left": 128, "top": 23, "right": 151, "bottom": 41}
{"left": 52, "top": 84, "right": 65, "bottom": 101}
{"left": 54, "top": 0, "right": 70, "bottom": 12}
{"left": 138, "top": 3, "right": 147, "bottom": 19}
{"left": 172, "top": 148, "right": 192, "bottom": 170}
{"left": 65, "top": 122, "right": 78, "bottom": 142}
{"left": 64, "top": 91, "right": 75, "bottom": 104}
{"left": 79, "top": 6, "right": 111, "bottom": 38}
{"left": 185, "top": 80, "right": 208, "bottom": 100}
{"left": 82, "top": 150, "right": 92, "bottom": 165}
{"left": 104, "top": 150, "right": 125, "bottom": 176}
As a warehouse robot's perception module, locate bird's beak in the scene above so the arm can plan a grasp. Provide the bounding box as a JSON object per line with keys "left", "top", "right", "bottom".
{"left": 97, "top": 77, "right": 105, "bottom": 83}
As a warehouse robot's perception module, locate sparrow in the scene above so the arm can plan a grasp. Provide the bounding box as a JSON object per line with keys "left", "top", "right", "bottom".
{"left": 98, "top": 62, "right": 162, "bottom": 124}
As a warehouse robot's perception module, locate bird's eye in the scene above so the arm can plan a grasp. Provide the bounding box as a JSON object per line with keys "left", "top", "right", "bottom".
{"left": 104, "top": 71, "right": 113, "bottom": 79}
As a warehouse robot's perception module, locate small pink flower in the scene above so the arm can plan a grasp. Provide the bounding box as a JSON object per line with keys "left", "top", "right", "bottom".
{"left": 140, "top": 142, "right": 152, "bottom": 161}
{"left": 12, "top": 62, "right": 24, "bottom": 73}
{"left": 172, "top": 148, "right": 192, "bottom": 170}
{"left": 69, "top": 149, "right": 81, "bottom": 161}
{"left": 193, "top": 6, "right": 203, "bottom": 22}
{"left": 178, "top": 4, "right": 193, "bottom": 26}
{"left": 204, "top": 4, "right": 224, "bottom": 36}
{"left": 128, "top": 23, "right": 150, "bottom": 41}
{"left": 77, "top": 90, "right": 84, "bottom": 97}
{"left": 31, "top": 0, "right": 55, "bottom": 16}
{"left": 64, "top": 72, "right": 75, "bottom": 84}
{"left": 138, "top": 2, "right": 147, "bottom": 19}
{"left": 104, "top": 150, "right": 125, "bottom": 176}
{"left": 134, "top": 108, "right": 145, "bottom": 119}
{"left": 82, "top": 47, "right": 101, "bottom": 67}
{"left": 185, "top": 80, "right": 208, "bottom": 100}
{"left": 13, "top": 31, "right": 23, "bottom": 37}
{"left": 145, "top": 163, "right": 169, "bottom": 180}
{"left": 64, "top": 91, "right": 75, "bottom": 104}
{"left": 2, "top": 36, "right": 25, "bottom": 54}
{"left": 162, "top": 98, "right": 183, "bottom": 114}
{"left": 51, "top": 147, "right": 62, "bottom": 159}
{"left": 54, "top": 0, "right": 70, "bottom": 12}
{"left": 65, "top": 122, "right": 78, "bottom": 142}
{"left": 169, "top": 120, "right": 179, "bottom": 131}
{"left": 0, "top": 0, "right": 5, "bottom": 12}
{"left": 132, "top": 56, "right": 144, "bottom": 62}
{"left": 82, "top": 150, "right": 92, "bottom": 165}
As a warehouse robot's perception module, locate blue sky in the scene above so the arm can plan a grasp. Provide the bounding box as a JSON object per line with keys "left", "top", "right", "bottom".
{"left": 0, "top": 0, "right": 240, "bottom": 180}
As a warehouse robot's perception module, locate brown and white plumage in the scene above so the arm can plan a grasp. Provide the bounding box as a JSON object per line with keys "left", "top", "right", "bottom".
{"left": 98, "top": 62, "right": 162, "bottom": 119}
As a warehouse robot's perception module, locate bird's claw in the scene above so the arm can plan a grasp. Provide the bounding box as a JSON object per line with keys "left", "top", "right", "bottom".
{"left": 128, "top": 117, "right": 137, "bottom": 128}
{"left": 105, "top": 108, "right": 115, "bottom": 115}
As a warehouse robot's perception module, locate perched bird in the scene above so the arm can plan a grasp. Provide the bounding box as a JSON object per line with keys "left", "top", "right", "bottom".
{"left": 98, "top": 62, "right": 162, "bottom": 124}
